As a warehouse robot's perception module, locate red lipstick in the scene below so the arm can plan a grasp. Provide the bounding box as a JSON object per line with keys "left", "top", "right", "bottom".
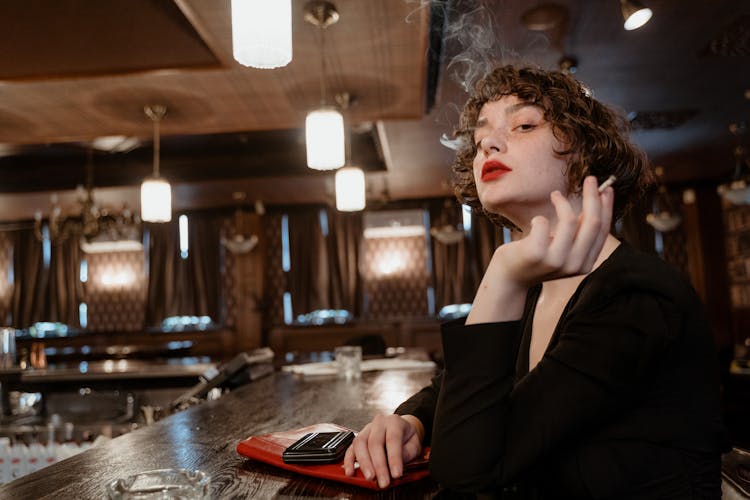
{"left": 481, "top": 160, "right": 511, "bottom": 182}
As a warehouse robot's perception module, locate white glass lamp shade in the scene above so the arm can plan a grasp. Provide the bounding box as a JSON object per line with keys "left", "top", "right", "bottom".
{"left": 645, "top": 212, "right": 682, "bottom": 232}
{"left": 621, "top": 0, "right": 652, "bottom": 30}
{"left": 231, "top": 0, "right": 292, "bottom": 69}
{"left": 306, "top": 108, "right": 345, "bottom": 170}
{"left": 335, "top": 166, "right": 366, "bottom": 211}
{"left": 141, "top": 177, "right": 172, "bottom": 222}
{"left": 718, "top": 180, "right": 750, "bottom": 205}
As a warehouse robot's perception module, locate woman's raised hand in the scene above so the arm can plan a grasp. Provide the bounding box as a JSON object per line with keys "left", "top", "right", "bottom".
{"left": 502, "top": 175, "right": 614, "bottom": 286}
{"left": 343, "top": 414, "right": 424, "bottom": 489}
{"left": 467, "top": 176, "right": 614, "bottom": 324}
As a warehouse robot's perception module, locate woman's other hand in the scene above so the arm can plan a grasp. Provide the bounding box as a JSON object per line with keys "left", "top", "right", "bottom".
{"left": 343, "top": 414, "right": 424, "bottom": 488}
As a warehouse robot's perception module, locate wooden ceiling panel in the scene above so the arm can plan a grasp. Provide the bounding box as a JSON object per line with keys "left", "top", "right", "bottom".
{"left": 0, "top": 0, "right": 746, "bottom": 222}
{"left": 0, "top": 0, "right": 220, "bottom": 80}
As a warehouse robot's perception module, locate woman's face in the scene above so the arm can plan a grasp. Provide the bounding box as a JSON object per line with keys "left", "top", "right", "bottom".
{"left": 472, "top": 95, "right": 571, "bottom": 228}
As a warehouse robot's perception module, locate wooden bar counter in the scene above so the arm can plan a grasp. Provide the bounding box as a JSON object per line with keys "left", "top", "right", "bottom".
{"left": 0, "top": 368, "right": 441, "bottom": 499}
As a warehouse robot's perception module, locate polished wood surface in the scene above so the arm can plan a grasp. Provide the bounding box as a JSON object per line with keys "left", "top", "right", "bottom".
{"left": 0, "top": 369, "right": 440, "bottom": 499}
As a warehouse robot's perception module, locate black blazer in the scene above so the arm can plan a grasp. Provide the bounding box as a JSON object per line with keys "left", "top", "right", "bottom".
{"left": 396, "top": 243, "right": 729, "bottom": 499}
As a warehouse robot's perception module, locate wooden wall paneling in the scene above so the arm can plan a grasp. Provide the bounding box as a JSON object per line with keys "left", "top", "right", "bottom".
{"left": 230, "top": 212, "right": 265, "bottom": 354}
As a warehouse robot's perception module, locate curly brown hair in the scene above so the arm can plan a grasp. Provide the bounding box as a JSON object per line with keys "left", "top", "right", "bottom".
{"left": 451, "top": 65, "right": 654, "bottom": 229}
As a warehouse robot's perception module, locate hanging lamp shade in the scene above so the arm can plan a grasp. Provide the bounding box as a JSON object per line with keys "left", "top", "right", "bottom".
{"left": 621, "top": 0, "right": 652, "bottom": 30}
{"left": 141, "top": 177, "right": 172, "bottom": 222}
{"left": 306, "top": 108, "right": 345, "bottom": 170}
{"left": 141, "top": 104, "right": 172, "bottom": 222}
{"left": 231, "top": 0, "right": 292, "bottom": 69}
{"left": 335, "top": 166, "right": 365, "bottom": 211}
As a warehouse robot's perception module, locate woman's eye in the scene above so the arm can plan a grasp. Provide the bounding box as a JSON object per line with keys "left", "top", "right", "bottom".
{"left": 516, "top": 123, "right": 536, "bottom": 131}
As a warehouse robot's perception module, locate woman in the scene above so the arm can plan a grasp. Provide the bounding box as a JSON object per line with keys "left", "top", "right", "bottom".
{"left": 343, "top": 66, "right": 728, "bottom": 498}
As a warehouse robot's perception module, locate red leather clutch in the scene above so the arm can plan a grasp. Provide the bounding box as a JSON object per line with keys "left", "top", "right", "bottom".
{"left": 236, "top": 422, "right": 430, "bottom": 490}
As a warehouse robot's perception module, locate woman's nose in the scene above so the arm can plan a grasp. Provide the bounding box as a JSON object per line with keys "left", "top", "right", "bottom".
{"left": 479, "top": 131, "right": 507, "bottom": 155}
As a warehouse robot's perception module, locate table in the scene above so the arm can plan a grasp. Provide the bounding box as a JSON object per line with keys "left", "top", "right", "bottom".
{"left": 0, "top": 368, "right": 441, "bottom": 499}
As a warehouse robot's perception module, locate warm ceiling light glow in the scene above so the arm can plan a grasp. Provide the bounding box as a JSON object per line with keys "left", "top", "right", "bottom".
{"left": 621, "top": 0, "right": 652, "bottom": 30}
{"left": 231, "top": 0, "right": 292, "bottom": 69}
{"left": 335, "top": 166, "right": 366, "bottom": 211}
{"left": 141, "top": 177, "right": 172, "bottom": 222}
{"left": 306, "top": 108, "right": 345, "bottom": 170}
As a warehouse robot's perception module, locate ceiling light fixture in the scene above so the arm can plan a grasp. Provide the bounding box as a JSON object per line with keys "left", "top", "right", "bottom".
{"left": 231, "top": 0, "right": 292, "bottom": 69}
{"left": 141, "top": 104, "right": 172, "bottom": 222}
{"left": 334, "top": 92, "right": 365, "bottom": 212}
{"left": 621, "top": 0, "right": 652, "bottom": 31}
{"left": 34, "top": 147, "right": 141, "bottom": 251}
{"left": 304, "top": 1, "right": 345, "bottom": 170}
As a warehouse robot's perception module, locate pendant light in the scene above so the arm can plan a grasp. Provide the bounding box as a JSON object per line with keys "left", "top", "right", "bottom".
{"left": 231, "top": 0, "right": 292, "bottom": 69}
{"left": 304, "top": 1, "right": 345, "bottom": 170}
{"left": 141, "top": 104, "right": 172, "bottom": 222}
{"left": 620, "top": 0, "right": 652, "bottom": 31}
{"left": 336, "top": 167, "right": 365, "bottom": 211}
{"left": 334, "top": 92, "right": 365, "bottom": 211}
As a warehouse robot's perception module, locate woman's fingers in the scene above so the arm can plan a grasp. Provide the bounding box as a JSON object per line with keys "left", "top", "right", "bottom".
{"left": 547, "top": 190, "right": 581, "bottom": 269}
{"left": 366, "top": 419, "right": 392, "bottom": 487}
{"left": 567, "top": 176, "right": 605, "bottom": 271}
{"left": 509, "top": 176, "right": 614, "bottom": 283}
{"left": 582, "top": 184, "right": 614, "bottom": 270}
{"left": 344, "top": 415, "right": 418, "bottom": 488}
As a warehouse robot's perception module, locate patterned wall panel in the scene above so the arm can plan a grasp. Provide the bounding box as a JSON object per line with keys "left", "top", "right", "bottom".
{"left": 362, "top": 235, "right": 429, "bottom": 320}
{"left": 84, "top": 250, "right": 146, "bottom": 332}
{"left": 0, "top": 233, "right": 12, "bottom": 324}
{"left": 723, "top": 202, "right": 750, "bottom": 308}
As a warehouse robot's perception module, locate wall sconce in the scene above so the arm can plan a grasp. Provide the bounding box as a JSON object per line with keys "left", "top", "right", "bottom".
{"left": 141, "top": 105, "right": 172, "bottom": 222}
{"left": 718, "top": 122, "right": 750, "bottom": 205}
{"left": 231, "top": 0, "right": 292, "bottom": 69}
{"left": 621, "top": 0, "right": 652, "bottom": 30}
{"left": 304, "top": 1, "right": 345, "bottom": 170}
{"left": 645, "top": 167, "right": 682, "bottom": 232}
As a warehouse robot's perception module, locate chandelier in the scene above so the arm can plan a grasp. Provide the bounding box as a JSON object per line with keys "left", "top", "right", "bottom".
{"left": 34, "top": 148, "right": 142, "bottom": 253}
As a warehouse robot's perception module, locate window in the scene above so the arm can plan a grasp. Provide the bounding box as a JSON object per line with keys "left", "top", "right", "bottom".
{"left": 179, "top": 214, "right": 189, "bottom": 259}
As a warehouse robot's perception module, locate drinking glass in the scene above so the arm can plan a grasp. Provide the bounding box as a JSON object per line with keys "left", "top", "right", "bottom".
{"left": 0, "top": 328, "right": 16, "bottom": 369}
{"left": 334, "top": 345, "right": 362, "bottom": 380}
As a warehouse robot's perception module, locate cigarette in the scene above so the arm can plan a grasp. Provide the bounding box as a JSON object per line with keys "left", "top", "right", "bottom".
{"left": 598, "top": 175, "right": 616, "bottom": 193}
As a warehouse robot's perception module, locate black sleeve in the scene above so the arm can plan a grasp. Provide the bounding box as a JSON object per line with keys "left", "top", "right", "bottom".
{"left": 394, "top": 371, "right": 443, "bottom": 446}
{"left": 429, "top": 292, "right": 671, "bottom": 493}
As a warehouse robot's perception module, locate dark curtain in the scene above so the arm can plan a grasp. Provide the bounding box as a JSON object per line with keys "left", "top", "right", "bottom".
{"left": 145, "top": 214, "right": 221, "bottom": 327}
{"left": 324, "top": 208, "right": 363, "bottom": 315}
{"left": 428, "top": 200, "right": 471, "bottom": 310}
{"left": 11, "top": 228, "right": 48, "bottom": 328}
{"left": 287, "top": 208, "right": 327, "bottom": 316}
{"left": 10, "top": 228, "right": 86, "bottom": 328}
{"left": 46, "top": 236, "right": 83, "bottom": 327}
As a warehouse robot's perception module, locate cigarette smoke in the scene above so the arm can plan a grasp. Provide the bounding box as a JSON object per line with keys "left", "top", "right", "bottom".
{"left": 404, "top": 1, "right": 524, "bottom": 149}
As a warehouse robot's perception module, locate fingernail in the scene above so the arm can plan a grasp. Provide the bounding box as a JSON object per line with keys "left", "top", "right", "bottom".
{"left": 364, "top": 469, "right": 373, "bottom": 480}
{"left": 392, "top": 467, "right": 402, "bottom": 478}
{"left": 379, "top": 478, "right": 389, "bottom": 488}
